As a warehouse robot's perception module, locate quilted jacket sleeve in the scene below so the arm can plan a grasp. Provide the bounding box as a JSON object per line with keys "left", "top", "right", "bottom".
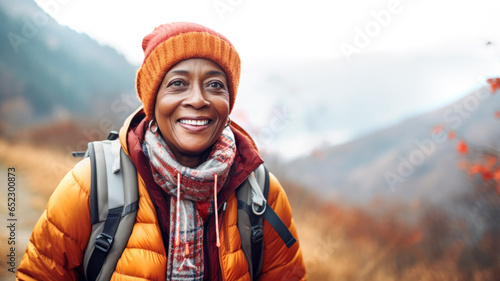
{"left": 258, "top": 173, "right": 306, "bottom": 281}
{"left": 16, "top": 158, "right": 92, "bottom": 281}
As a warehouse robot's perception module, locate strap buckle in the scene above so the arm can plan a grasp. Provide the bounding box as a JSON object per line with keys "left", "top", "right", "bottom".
{"left": 252, "top": 201, "right": 266, "bottom": 216}
{"left": 95, "top": 233, "right": 114, "bottom": 253}
{"left": 251, "top": 225, "right": 264, "bottom": 243}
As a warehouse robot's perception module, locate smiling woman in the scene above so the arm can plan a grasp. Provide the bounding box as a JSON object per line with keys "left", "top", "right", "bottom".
{"left": 16, "top": 22, "right": 306, "bottom": 281}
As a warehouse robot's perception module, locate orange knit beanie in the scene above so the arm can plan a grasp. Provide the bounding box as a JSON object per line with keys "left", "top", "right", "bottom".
{"left": 136, "top": 22, "right": 241, "bottom": 120}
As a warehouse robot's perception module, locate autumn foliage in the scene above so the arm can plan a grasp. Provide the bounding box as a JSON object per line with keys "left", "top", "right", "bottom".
{"left": 287, "top": 181, "right": 500, "bottom": 280}
{"left": 455, "top": 77, "right": 500, "bottom": 194}
{"left": 487, "top": 77, "right": 500, "bottom": 93}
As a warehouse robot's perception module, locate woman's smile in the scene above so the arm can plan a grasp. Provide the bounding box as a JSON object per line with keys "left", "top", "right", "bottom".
{"left": 178, "top": 117, "right": 212, "bottom": 132}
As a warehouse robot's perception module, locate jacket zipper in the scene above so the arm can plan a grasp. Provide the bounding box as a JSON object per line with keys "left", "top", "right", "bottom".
{"left": 221, "top": 202, "right": 229, "bottom": 250}
{"left": 218, "top": 201, "right": 228, "bottom": 281}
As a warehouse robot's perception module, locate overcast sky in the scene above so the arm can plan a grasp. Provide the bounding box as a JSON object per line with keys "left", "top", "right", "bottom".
{"left": 33, "top": 0, "right": 500, "bottom": 66}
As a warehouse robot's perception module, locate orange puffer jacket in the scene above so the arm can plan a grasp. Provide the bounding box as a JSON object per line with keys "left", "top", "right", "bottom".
{"left": 17, "top": 109, "right": 306, "bottom": 281}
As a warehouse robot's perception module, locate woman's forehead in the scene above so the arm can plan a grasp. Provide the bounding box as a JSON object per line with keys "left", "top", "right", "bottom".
{"left": 167, "top": 59, "right": 227, "bottom": 77}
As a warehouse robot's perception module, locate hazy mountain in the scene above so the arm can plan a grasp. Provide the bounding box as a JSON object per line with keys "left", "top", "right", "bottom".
{"left": 0, "top": 0, "right": 138, "bottom": 133}
{"left": 284, "top": 83, "right": 500, "bottom": 205}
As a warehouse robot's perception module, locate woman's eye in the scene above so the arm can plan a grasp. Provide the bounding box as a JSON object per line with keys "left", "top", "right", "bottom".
{"left": 208, "top": 81, "right": 225, "bottom": 89}
{"left": 168, "top": 80, "right": 184, "bottom": 87}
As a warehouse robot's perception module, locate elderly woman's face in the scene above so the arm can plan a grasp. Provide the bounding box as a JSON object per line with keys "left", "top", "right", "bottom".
{"left": 154, "top": 58, "right": 230, "bottom": 167}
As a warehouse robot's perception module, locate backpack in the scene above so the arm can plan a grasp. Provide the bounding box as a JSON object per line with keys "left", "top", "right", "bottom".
{"left": 74, "top": 132, "right": 296, "bottom": 281}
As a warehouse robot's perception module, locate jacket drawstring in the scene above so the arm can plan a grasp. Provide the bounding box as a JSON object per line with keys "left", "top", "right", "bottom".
{"left": 175, "top": 172, "right": 181, "bottom": 246}
{"left": 214, "top": 174, "right": 220, "bottom": 247}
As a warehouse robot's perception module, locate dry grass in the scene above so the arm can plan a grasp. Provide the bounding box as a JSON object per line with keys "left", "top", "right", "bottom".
{"left": 0, "top": 139, "right": 79, "bottom": 198}
{"left": 0, "top": 139, "right": 78, "bottom": 279}
{"left": 283, "top": 172, "right": 500, "bottom": 281}
{"left": 293, "top": 200, "right": 500, "bottom": 281}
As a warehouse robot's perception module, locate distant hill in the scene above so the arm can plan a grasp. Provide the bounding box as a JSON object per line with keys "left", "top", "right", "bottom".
{"left": 0, "top": 0, "right": 139, "bottom": 134}
{"left": 284, "top": 83, "right": 500, "bottom": 205}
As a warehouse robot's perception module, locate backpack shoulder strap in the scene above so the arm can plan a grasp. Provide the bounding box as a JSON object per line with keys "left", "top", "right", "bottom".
{"left": 82, "top": 139, "right": 139, "bottom": 281}
{"left": 252, "top": 166, "right": 296, "bottom": 248}
{"left": 236, "top": 164, "right": 266, "bottom": 280}
{"left": 236, "top": 164, "right": 297, "bottom": 280}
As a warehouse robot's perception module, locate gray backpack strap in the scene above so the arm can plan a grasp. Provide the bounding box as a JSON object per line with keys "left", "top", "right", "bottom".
{"left": 237, "top": 164, "right": 297, "bottom": 280}
{"left": 236, "top": 164, "right": 267, "bottom": 281}
{"left": 82, "top": 139, "right": 138, "bottom": 281}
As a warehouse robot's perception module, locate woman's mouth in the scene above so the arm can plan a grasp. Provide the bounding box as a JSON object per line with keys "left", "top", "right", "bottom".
{"left": 179, "top": 119, "right": 210, "bottom": 126}
{"left": 178, "top": 118, "right": 212, "bottom": 132}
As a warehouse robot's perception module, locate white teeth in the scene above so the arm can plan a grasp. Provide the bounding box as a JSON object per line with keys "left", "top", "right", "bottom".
{"left": 180, "top": 119, "right": 209, "bottom": 126}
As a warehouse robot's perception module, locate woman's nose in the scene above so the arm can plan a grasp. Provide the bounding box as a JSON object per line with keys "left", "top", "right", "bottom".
{"left": 184, "top": 84, "right": 210, "bottom": 109}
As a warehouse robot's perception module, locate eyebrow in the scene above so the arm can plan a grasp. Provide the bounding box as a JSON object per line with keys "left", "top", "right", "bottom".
{"left": 206, "top": 70, "right": 226, "bottom": 77}
{"left": 166, "top": 69, "right": 227, "bottom": 78}
{"left": 168, "top": 70, "right": 189, "bottom": 75}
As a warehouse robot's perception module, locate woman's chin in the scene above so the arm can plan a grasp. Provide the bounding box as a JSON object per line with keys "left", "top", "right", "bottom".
{"left": 175, "top": 140, "right": 213, "bottom": 159}
{"left": 180, "top": 146, "right": 210, "bottom": 157}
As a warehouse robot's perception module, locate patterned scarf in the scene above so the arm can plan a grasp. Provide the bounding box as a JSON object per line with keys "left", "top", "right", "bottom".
{"left": 143, "top": 126, "right": 236, "bottom": 281}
